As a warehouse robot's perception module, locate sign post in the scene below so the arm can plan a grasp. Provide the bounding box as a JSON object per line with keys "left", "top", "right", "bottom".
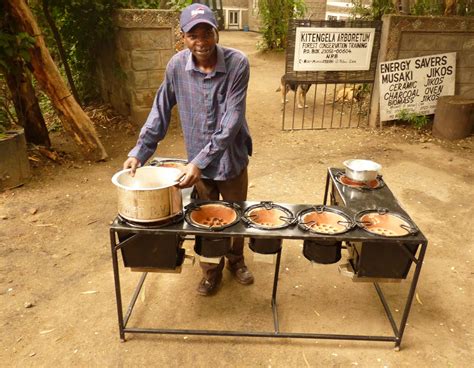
{"left": 293, "top": 27, "right": 375, "bottom": 72}
{"left": 378, "top": 53, "right": 456, "bottom": 121}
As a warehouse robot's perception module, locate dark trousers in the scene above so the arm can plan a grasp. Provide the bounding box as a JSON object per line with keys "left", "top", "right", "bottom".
{"left": 193, "top": 167, "right": 248, "bottom": 281}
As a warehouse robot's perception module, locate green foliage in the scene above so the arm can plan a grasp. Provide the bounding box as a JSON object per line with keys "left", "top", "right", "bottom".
{"left": 457, "top": 0, "right": 474, "bottom": 15}
{"left": 352, "top": 0, "right": 473, "bottom": 18}
{"left": 350, "top": 0, "right": 396, "bottom": 20}
{"left": 166, "top": 0, "right": 192, "bottom": 11}
{"left": 258, "top": 0, "right": 307, "bottom": 51}
{"left": 411, "top": 0, "right": 443, "bottom": 15}
{"left": 37, "top": 0, "right": 122, "bottom": 102}
{"left": 397, "top": 109, "right": 430, "bottom": 129}
{"left": 31, "top": 0, "right": 191, "bottom": 102}
{"left": 0, "top": 32, "right": 35, "bottom": 72}
{"left": 123, "top": 0, "right": 163, "bottom": 8}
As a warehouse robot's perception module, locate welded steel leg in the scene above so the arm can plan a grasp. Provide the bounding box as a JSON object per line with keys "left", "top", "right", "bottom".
{"left": 323, "top": 170, "right": 330, "bottom": 205}
{"left": 124, "top": 272, "right": 148, "bottom": 327}
{"left": 110, "top": 229, "right": 126, "bottom": 342}
{"left": 374, "top": 282, "right": 399, "bottom": 337}
{"left": 395, "top": 242, "right": 427, "bottom": 350}
{"left": 271, "top": 249, "right": 282, "bottom": 333}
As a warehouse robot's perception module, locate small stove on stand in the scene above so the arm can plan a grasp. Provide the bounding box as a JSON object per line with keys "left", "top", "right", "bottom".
{"left": 323, "top": 168, "right": 428, "bottom": 349}
{"left": 109, "top": 166, "right": 427, "bottom": 350}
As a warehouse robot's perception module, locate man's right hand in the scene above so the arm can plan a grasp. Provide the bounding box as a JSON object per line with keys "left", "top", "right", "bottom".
{"left": 123, "top": 157, "right": 141, "bottom": 176}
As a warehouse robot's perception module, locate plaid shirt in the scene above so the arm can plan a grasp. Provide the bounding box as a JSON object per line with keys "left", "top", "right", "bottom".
{"left": 128, "top": 45, "right": 253, "bottom": 180}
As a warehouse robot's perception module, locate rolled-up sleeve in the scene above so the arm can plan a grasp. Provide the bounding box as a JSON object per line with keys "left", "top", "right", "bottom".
{"left": 128, "top": 68, "right": 176, "bottom": 165}
{"left": 191, "top": 58, "right": 250, "bottom": 170}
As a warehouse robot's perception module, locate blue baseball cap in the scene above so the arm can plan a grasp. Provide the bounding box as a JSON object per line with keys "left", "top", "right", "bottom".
{"left": 180, "top": 4, "right": 217, "bottom": 33}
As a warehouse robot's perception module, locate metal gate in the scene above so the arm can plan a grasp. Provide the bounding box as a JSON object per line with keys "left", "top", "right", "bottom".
{"left": 282, "top": 19, "right": 382, "bottom": 130}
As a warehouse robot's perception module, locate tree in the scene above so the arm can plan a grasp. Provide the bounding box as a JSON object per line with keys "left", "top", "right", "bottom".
{"left": 5, "top": 0, "right": 108, "bottom": 161}
{"left": 258, "top": 0, "right": 307, "bottom": 51}
{"left": 0, "top": 4, "right": 50, "bottom": 147}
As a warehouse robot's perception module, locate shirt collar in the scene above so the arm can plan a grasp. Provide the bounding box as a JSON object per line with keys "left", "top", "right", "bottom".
{"left": 185, "top": 45, "right": 226, "bottom": 75}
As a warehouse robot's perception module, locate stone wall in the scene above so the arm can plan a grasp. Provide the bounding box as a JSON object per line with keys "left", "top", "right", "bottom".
{"left": 369, "top": 15, "right": 474, "bottom": 127}
{"left": 97, "top": 9, "right": 181, "bottom": 124}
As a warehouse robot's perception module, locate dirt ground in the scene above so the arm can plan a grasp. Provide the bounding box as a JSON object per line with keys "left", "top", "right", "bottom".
{"left": 1, "top": 31, "right": 473, "bottom": 367}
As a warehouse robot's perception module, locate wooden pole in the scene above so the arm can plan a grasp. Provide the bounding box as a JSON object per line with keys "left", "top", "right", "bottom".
{"left": 5, "top": 0, "right": 108, "bottom": 161}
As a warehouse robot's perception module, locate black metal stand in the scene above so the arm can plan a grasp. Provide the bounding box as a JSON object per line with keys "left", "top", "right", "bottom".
{"left": 109, "top": 168, "right": 427, "bottom": 349}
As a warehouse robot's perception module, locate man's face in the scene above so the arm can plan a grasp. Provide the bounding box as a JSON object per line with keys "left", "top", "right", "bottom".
{"left": 183, "top": 23, "right": 218, "bottom": 64}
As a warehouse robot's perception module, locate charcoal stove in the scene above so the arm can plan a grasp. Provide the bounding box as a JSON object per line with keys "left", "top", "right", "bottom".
{"left": 109, "top": 167, "right": 427, "bottom": 350}
{"left": 242, "top": 201, "right": 295, "bottom": 254}
{"left": 324, "top": 168, "right": 423, "bottom": 281}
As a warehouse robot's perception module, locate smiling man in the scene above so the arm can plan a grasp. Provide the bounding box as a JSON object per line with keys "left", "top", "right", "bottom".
{"left": 123, "top": 4, "right": 254, "bottom": 296}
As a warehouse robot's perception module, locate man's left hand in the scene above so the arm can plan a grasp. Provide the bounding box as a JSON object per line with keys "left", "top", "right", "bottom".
{"left": 177, "top": 163, "right": 201, "bottom": 188}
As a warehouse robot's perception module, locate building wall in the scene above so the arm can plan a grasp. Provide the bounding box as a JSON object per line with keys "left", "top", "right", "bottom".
{"left": 222, "top": 0, "right": 248, "bottom": 30}
{"left": 305, "top": 0, "right": 327, "bottom": 20}
{"left": 369, "top": 15, "right": 474, "bottom": 126}
{"left": 247, "top": 0, "right": 260, "bottom": 31}
{"left": 97, "top": 10, "right": 181, "bottom": 124}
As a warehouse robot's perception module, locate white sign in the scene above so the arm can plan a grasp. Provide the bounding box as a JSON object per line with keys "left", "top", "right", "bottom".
{"left": 379, "top": 52, "right": 456, "bottom": 121}
{"left": 293, "top": 27, "right": 375, "bottom": 71}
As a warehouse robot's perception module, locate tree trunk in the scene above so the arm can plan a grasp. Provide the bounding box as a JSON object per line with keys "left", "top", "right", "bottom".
{"left": 5, "top": 0, "right": 108, "bottom": 161}
{"left": 432, "top": 96, "right": 474, "bottom": 140}
{"left": 4, "top": 64, "right": 51, "bottom": 147}
{"left": 42, "top": 0, "right": 81, "bottom": 107}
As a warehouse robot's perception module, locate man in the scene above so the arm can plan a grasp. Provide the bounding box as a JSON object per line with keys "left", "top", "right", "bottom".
{"left": 123, "top": 4, "right": 254, "bottom": 296}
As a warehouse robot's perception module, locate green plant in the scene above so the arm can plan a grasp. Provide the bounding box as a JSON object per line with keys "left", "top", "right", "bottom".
{"left": 411, "top": 0, "right": 444, "bottom": 15}
{"left": 258, "top": 0, "right": 307, "bottom": 51}
{"left": 397, "top": 109, "right": 430, "bottom": 129}
{"left": 166, "top": 0, "right": 192, "bottom": 11}
{"left": 350, "top": 0, "right": 396, "bottom": 20}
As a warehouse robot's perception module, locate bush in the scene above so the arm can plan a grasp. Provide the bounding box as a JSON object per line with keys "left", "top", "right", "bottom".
{"left": 396, "top": 109, "right": 430, "bottom": 130}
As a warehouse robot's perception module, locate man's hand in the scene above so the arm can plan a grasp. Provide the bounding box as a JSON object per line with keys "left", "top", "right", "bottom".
{"left": 177, "top": 163, "right": 201, "bottom": 188}
{"left": 123, "top": 157, "right": 141, "bottom": 176}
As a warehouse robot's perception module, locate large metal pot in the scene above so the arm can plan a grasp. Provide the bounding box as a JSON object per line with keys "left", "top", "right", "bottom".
{"left": 112, "top": 166, "right": 183, "bottom": 223}
{"left": 343, "top": 159, "right": 381, "bottom": 182}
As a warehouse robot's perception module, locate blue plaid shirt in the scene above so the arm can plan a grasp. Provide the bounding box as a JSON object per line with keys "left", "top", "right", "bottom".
{"left": 128, "top": 45, "right": 253, "bottom": 180}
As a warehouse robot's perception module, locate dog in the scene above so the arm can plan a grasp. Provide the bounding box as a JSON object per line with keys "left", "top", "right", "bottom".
{"left": 276, "top": 76, "right": 312, "bottom": 109}
{"left": 333, "top": 84, "right": 364, "bottom": 103}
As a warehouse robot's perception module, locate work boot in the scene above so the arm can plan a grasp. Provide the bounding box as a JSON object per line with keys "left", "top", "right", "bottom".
{"left": 227, "top": 263, "right": 254, "bottom": 285}
{"left": 196, "top": 274, "right": 222, "bottom": 296}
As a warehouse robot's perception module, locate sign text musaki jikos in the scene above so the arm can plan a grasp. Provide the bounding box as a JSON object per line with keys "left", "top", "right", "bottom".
{"left": 379, "top": 52, "right": 456, "bottom": 121}
{"left": 293, "top": 27, "right": 375, "bottom": 71}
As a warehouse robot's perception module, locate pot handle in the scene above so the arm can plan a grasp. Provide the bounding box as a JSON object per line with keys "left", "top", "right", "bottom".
{"left": 172, "top": 172, "right": 186, "bottom": 186}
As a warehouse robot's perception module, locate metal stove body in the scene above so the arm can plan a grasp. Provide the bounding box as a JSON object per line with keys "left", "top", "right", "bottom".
{"left": 324, "top": 168, "right": 421, "bottom": 281}
{"left": 109, "top": 168, "right": 428, "bottom": 350}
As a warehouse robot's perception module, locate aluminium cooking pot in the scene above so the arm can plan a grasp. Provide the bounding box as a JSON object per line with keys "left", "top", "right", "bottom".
{"left": 112, "top": 166, "right": 183, "bottom": 223}
{"left": 343, "top": 159, "right": 381, "bottom": 182}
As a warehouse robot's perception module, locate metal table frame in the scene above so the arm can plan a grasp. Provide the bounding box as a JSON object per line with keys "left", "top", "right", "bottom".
{"left": 109, "top": 169, "right": 428, "bottom": 350}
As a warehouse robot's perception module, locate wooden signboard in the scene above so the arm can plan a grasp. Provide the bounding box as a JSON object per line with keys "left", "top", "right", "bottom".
{"left": 379, "top": 52, "right": 456, "bottom": 121}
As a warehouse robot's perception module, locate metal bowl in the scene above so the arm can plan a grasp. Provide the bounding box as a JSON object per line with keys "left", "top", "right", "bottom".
{"left": 343, "top": 159, "right": 381, "bottom": 182}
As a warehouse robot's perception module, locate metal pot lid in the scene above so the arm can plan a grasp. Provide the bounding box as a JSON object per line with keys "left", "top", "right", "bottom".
{"left": 297, "top": 205, "right": 354, "bottom": 235}
{"left": 355, "top": 208, "right": 419, "bottom": 237}
{"left": 242, "top": 201, "right": 295, "bottom": 230}
{"left": 185, "top": 201, "right": 241, "bottom": 231}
